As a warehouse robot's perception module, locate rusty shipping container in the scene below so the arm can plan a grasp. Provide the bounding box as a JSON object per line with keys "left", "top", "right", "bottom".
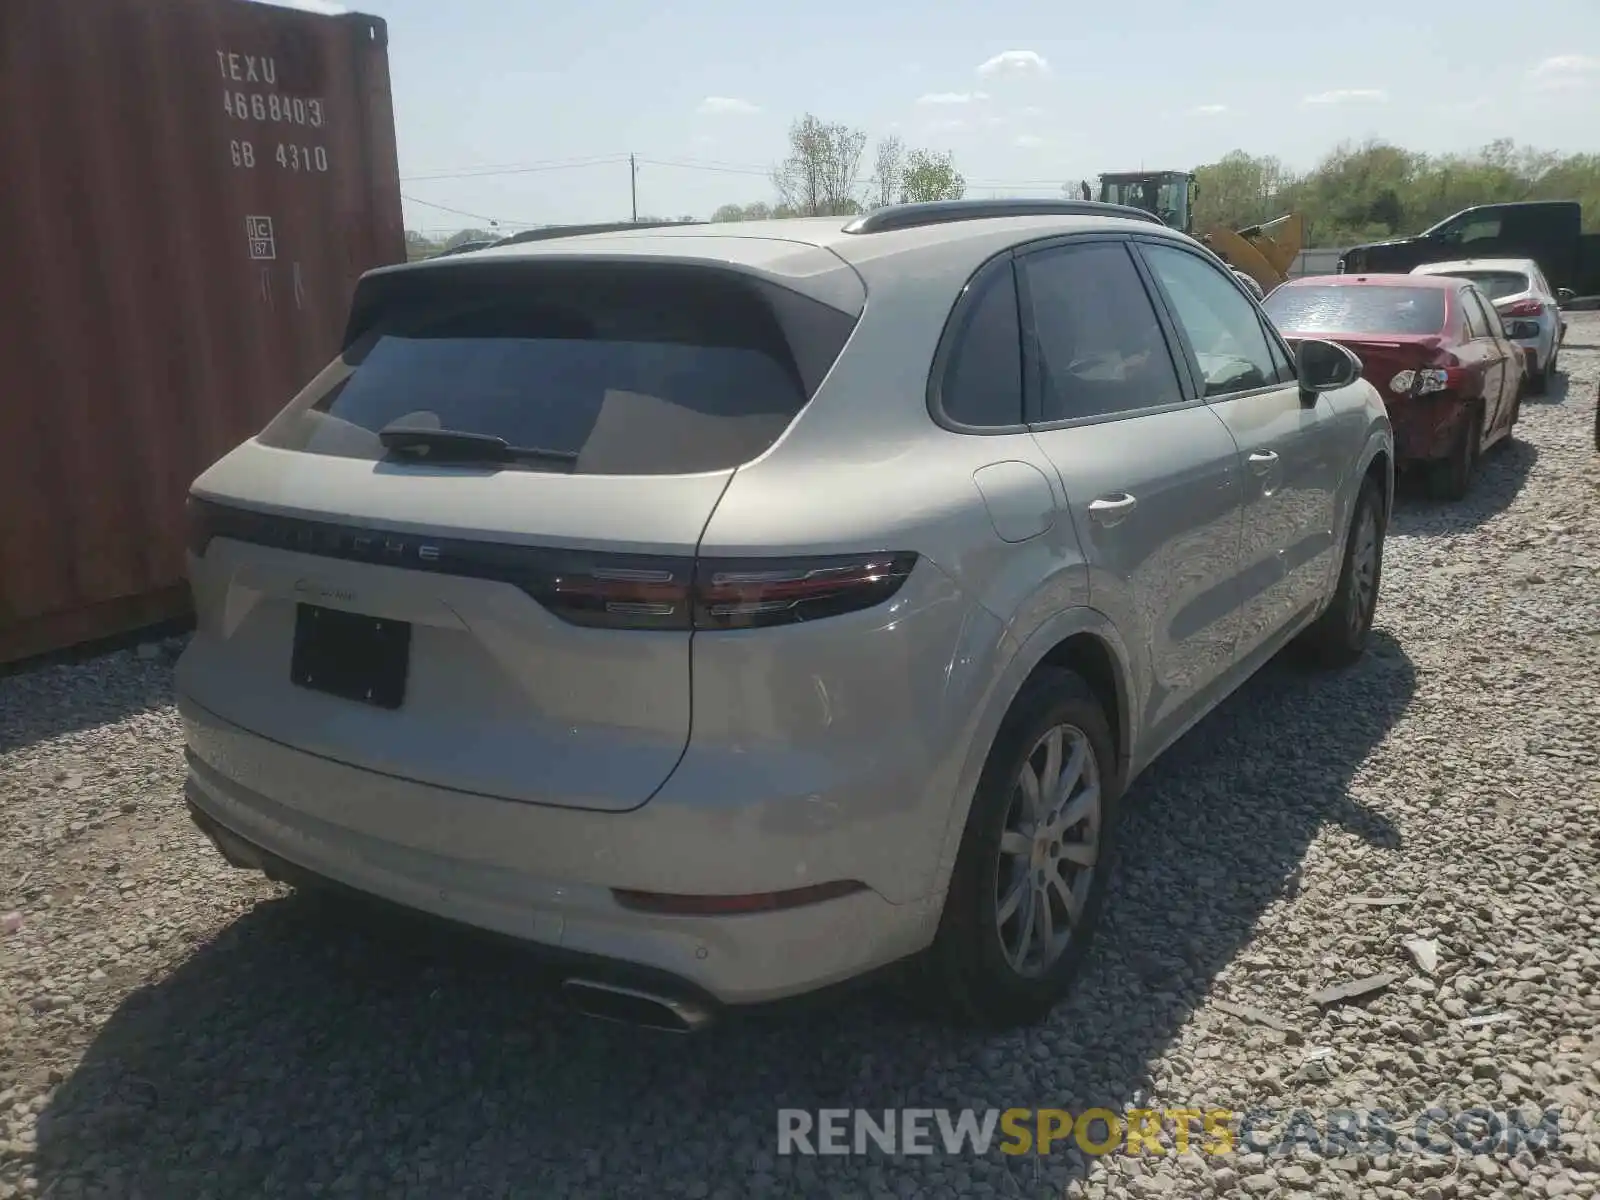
{"left": 0, "top": 0, "right": 405, "bottom": 664}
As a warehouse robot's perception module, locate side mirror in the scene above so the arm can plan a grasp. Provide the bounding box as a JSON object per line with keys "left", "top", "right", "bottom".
{"left": 1296, "top": 338, "right": 1362, "bottom": 394}
{"left": 1504, "top": 318, "right": 1541, "bottom": 341}
{"left": 1557, "top": 288, "right": 1576, "bottom": 306}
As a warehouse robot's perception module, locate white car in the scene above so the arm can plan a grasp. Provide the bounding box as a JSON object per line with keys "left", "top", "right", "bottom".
{"left": 177, "top": 199, "right": 1393, "bottom": 1031}
{"left": 1411, "top": 258, "right": 1565, "bottom": 393}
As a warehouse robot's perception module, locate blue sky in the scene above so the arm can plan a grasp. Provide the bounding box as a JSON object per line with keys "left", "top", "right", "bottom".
{"left": 267, "top": 0, "right": 1600, "bottom": 234}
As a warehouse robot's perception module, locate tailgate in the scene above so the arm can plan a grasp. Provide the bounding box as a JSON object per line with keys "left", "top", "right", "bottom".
{"left": 178, "top": 252, "right": 863, "bottom": 811}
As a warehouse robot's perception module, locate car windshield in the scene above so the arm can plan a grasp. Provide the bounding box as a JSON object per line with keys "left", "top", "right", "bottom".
{"left": 1430, "top": 271, "right": 1529, "bottom": 301}
{"left": 1263, "top": 285, "right": 1447, "bottom": 336}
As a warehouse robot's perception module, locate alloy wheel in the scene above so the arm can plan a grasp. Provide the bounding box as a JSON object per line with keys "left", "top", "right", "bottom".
{"left": 995, "top": 724, "right": 1102, "bottom": 978}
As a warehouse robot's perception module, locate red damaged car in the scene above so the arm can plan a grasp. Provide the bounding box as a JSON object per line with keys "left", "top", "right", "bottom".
{"left": 1263, "top": 273, "right": 1532, "bottom": 500}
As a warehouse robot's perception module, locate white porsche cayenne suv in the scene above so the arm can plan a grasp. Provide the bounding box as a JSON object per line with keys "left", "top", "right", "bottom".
{"left": 178, "top": 199, "right": 1394, "bottom": 1031}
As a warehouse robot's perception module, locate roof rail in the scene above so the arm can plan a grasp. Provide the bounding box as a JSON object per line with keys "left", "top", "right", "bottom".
{"left": 842, "top": 198, "right": 1165, "bottom": 235}
{"left": 491, "top": 219, "right": 704, "bottom": 248}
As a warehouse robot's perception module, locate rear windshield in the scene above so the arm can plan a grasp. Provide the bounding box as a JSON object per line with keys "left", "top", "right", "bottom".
{"left": 257, "top": 262, "right": 858, "bottom": 475}
{"left": 1428, "top": 271, "right": 1529, "bottom": 301}
{"left": 1263, "top": 285, "right": 1447, "bottom": 336}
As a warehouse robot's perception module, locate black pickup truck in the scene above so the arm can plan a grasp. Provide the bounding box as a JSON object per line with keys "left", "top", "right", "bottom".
{"left": 1339, "top": 200, "right": 1600, "bottom": 301}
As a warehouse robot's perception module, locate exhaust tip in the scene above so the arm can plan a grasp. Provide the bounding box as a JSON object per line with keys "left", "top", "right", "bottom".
{"left": 561, "top": 979, "right": 713, "bottom": 1033}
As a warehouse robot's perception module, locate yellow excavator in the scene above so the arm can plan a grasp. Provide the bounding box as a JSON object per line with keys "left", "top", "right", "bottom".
{"left": 1088, "top": 171, "right": 1304, "bottom": 297}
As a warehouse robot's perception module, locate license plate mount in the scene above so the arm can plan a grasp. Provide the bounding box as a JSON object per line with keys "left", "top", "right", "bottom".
{"left": 290, "top": 603, "right": 410, "bottom": 710}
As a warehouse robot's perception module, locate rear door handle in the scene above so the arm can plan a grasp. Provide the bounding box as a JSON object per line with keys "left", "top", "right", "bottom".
{"left": 1087, "top": 493, "right": 1138, "bottom": 527}
{"left": 1247, "top": 450, "right": 1279, "bottom": 475}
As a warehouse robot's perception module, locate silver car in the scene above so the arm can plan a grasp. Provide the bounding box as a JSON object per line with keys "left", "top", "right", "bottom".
{"left": 1411, "top": 257, "right": 1566, "bottom": 393}
{"left": 178, "top": 199, "right": 1394, "bottom": 1031}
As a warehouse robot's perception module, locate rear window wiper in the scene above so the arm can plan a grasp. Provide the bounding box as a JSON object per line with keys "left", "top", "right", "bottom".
{"left": 377, "top": 424, "right": 579, "bottom": 466}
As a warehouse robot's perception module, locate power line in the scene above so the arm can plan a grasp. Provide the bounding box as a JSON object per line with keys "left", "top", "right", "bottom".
{"left": 403, "top": 152, "right": 1079, "bottom": 189}
{"left": 400, "top": 193, "right": 527, "bottom": 226}
{"left": 401, "top": 154, "right": 630, "bottom": 183}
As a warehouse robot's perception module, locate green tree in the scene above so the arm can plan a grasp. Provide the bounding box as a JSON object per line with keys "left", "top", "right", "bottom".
{"left": 444, "top": 228, "right": 495, "bottom": 250}
{"left": 404, "top": 230, "right": 441, "bottom": 262}
{"left": 869, "top": 136, "right": 906, "bottom": 209}
{"left": 773, "top": 114, "right": 868, "bottom": 216}
{"left": 1189, "top": 139, "right": 1600, "bottom": 247}
{"left": 900, "top": 149, "right": 966, "bottom": 203}
{"left": 1193, "top": 151, "right": 1288, "bottom": 232}
{"left": 711, "top": 201, "right": 775, "bottom": 222}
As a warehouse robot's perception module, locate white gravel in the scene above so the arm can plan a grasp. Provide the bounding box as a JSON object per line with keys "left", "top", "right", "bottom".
{"left": 3, "top": 317, "right": 1599, "bottom": 1200}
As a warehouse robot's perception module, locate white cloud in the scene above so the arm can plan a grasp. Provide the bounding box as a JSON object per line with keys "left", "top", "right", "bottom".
{"left": 1016, "top": 105, "right": 1046, "bottom": 117}
{"left": 1191, "top": 103, "right": 1229, "bottom": 116}
{"left": 916, "top": 90, "right": 990, "bottom": 105}
{"left": 977, "top": 50, "right": 1050, "bottom": 78}
{"left": 1014, "top": 134, "right": 1046, "bottom": 148}
{"left": 1529, "top": 55, "right": 1600, "bottom": 89}
{"left": 1302, "top": 88, "right": 1388, "bottom": 105}
{"left": 696, "top": 96, "right": 760, "bottom": 116}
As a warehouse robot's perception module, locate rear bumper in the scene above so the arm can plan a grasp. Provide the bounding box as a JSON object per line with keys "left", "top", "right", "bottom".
{"left": 184, "top": 795, "right": 726, "bottom": 1027}
{"left": 180, "top": 697, "right": 942, "bottom": 1006}
{"left": 1385, "top": 395, "right": 1472, "bottom": 464}
{"left": 1509, "top": 323, "right": 1555, "bottom": 373}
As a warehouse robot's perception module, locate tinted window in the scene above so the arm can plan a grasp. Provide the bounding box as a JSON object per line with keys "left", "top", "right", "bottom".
{"left": 1435, "top": 270, "right": 1529, "bottom": 301}
{"left": 1266, "top": 327, "right": 1297, "bottom": 383}
{"left": 1263, "top": 285, "right": 1448, "bottom": 337}
{"left": 1020, "top": 241, "right": 1183, "bottom": 422}
{"left": 258, "top": 264, "right": 857, "bottom": 475}
{"left": 1142, "top": 244, "right": 1277, "bottom": 396}
{"left": 938, "top": 263, "right": 1023, "bottom": 427}
{"left": 1442, "top": 215, "right": 1502, "bottom": 245}
{"left": 1460, "top": 291, "right": 1486, "bottom": 338}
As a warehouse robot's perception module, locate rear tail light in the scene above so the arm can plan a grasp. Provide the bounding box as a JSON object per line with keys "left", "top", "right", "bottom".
{"left": 531, "top": 556, "right": 696, "bottom": 631}
{"left": 1501, "top": 298, "right": 1541, "bottom": 318}
{"left": 1389, "top": 367, "right": 1465, "bottom": 396}
{"left": 526, "top": 551, "right": 918, "bottom": 631}
{"left": 693, "top": 552, "right": 917, "bottom": 630}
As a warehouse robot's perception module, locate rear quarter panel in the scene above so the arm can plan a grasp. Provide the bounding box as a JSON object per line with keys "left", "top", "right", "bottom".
{"left": 689, "top": 234, "right": 1097, "bottom": 905}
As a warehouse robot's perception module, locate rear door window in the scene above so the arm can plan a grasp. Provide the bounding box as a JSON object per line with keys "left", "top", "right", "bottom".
{"left": 1018, "top": 240, "right": 1185, "bottom": 422}
{"left": 258, "top": 263, "right": 859, "bottom": 476}
{"left": 935, "top": 260, "right": 1024, "bottom": 428}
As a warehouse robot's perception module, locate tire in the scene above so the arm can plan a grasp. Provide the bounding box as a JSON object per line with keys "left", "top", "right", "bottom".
{"left": 1299, "top": 477, "right": 1385, "bottom": 669}
{"left": 1531, "top": 340, "right": 1559, "bottom": 396}
{"left": 925, "top": 668, "right": 1120, "bottom": 1028}
{"left": 1428, "top": 404, "right": 1482, "bottom": 502}
{"left": 1501, "top": 382, "right": 1523, "bottom": 446}
{"left": 1529, "top": 360, "right": 1549, "bottom": 397}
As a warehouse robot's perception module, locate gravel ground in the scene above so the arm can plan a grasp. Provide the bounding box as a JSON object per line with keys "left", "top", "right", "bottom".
{"left": 3, "top": 318, "right": 1598, "bottom": 1200}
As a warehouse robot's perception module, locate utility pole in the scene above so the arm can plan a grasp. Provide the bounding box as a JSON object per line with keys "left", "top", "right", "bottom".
{"left": 629, "top": 153, "right": 638, "bottom": 223}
